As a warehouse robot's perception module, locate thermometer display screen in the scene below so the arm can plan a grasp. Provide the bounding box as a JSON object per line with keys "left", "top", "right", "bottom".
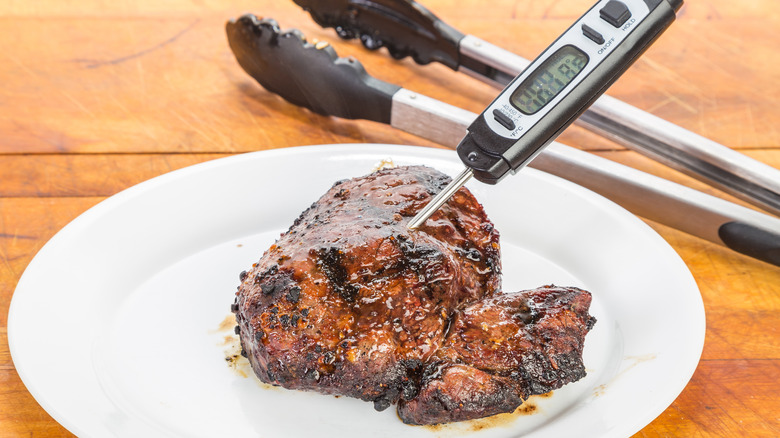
{"left": 510, "top": 45, "right": 589, "bottom": 115}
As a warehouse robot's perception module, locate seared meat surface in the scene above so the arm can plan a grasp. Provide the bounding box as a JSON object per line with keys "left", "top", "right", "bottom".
{"left": 232, "top": 165, "right": 595, "bottom": 424}
{"left": 398, "top": 285, "right": 596, "bottom": 424}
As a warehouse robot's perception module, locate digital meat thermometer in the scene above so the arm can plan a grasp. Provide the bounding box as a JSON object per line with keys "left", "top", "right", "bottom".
{"left": 408, "top": 0, "right": 683, "bottom": 229}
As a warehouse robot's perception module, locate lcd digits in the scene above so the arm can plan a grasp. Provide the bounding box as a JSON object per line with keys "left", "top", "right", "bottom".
{"left": 510, "top": 45, "right": 589, "bottom": 115}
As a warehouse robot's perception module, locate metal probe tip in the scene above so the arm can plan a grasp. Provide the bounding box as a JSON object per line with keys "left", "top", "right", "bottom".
{"left": 408, "top": 168, "right": 474, "bottom": 230}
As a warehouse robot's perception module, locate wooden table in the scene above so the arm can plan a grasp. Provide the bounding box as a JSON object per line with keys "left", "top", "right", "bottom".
{"left": 1, "top": 0, "right": 778, "bottom": 436}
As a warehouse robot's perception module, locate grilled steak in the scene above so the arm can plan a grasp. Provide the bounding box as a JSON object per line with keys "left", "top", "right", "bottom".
{"left": 232, "top": 165, "right": 595, "bottom": 424}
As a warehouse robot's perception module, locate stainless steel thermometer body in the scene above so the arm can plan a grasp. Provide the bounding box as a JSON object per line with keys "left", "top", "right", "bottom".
{"left": 409, "top": 0, "right": 683, "bottom": 228}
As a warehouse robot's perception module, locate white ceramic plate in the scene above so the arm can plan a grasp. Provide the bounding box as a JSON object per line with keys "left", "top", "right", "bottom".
{"left": 9, "top": 144, "right": 704, "bottom": 438}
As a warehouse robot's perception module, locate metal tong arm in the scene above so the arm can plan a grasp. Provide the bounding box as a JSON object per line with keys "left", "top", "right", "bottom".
{"left": 225, "top": 15, "right": 780, "bottom": 267}
{"left": 292, "top": 0, "right": 780, "bottom": 217}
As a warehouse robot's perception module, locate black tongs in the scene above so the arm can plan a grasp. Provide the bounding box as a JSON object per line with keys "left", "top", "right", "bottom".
{"left": 225, "top": 16, "right": 780, "bottom": 267}
{"left": 290, "top": 0, "right": 780, "bottom": 218}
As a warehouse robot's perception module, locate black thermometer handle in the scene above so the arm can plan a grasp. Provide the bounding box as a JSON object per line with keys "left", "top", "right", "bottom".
{"left": 459, "top": 0, "right": 682, "bottom": 184}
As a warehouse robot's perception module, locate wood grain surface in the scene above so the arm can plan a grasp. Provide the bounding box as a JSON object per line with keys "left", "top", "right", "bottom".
{"left": 1, "top": 0, "right": 778, "bottom": 436}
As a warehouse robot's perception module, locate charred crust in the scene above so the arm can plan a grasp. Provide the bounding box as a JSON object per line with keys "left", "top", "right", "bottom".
{"left": 286, "top": 286, "right": 301, "bottom": 303}
{"left": 288, "top": 202, "right": 318, "bottom": 231}
{"left": 255, "top": 264, "right": 279, "bottom": 285}
{"left": 398, "top": 359, "right": 424, "bottom": 401}
{"left": 305, "top": 369, "right": 321, "bottom": 382}
{"left": 373, "top": 395, "right": 393, "bottom": 411}
{"left": 419, "top": 170, "right": 451, "bottom": 194}
{"left": 259, "top": 276, "right": 290, "bottom": 297}
{"left": 516, "top": 350, "right": 587, "bottom": 395}
{"left": 393, "top": 234, "right": 444, "bottom": 272}
{"left": 314, "top": 247, "right": 359, "bottom": 302}
{"left": 454, "top": 246, "right": 482, "bottom": 262}
{"left": 513, "top": 298, "right": 540, "bottom": 325}
{"left": 323, "top": 351, "right": 336, "bottom": 364}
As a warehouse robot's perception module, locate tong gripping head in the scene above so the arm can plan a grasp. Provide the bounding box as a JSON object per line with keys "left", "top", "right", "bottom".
{"left": 226, "top": 14, "right": 400, "bottom": 123}
{"left": 291, "top": 0, "right": 464, "bottom": 69}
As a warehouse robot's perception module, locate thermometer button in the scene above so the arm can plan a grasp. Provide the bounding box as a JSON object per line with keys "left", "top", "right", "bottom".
{"left": 582, "top": 24, "right": 605, "bottom": 44}
{"left": 492, "top": 109, "right": 516, "bottom": 131}
{"left": 599, "top": 0, "right": 632, "bottom": 28}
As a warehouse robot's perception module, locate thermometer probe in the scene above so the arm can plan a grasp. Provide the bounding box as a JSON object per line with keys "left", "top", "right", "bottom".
{"left": 408, "top": 0, "right": 683, "bottom": 229}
